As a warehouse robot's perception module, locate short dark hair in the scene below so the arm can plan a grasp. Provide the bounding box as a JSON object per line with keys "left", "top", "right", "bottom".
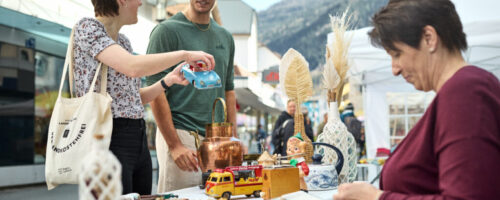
{"left": 91, "top": 0, "right": 119, "bottom": 17}
{"left": 369, "top": 0, "right": 467, "bottom": 53}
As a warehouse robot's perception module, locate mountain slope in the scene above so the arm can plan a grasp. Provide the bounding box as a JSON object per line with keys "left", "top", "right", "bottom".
{"left": 258, "top": 0, "right": 389, "bottom": 70}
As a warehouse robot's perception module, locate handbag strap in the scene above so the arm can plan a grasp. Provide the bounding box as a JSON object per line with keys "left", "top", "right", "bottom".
{"left": 58, "top": 28, "right": 108, "bottom": 98}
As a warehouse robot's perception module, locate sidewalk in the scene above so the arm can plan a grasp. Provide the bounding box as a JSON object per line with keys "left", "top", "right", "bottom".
{"left": 0, "top": 170, "right": 158, "bottom": 200}
{"left": 0, "top": 184, "right": 77, "bottom": 200}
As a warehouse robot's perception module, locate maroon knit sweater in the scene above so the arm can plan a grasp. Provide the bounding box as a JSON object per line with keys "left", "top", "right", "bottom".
{"left": 380, "top": 66, "right": 500, "bottom": 200}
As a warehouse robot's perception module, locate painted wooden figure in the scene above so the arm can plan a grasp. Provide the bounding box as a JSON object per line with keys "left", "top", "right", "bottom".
{"left": 287, "top": 133, "right": 310, "bottom": 192}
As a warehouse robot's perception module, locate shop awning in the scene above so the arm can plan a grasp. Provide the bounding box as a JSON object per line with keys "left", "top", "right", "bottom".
{"left": 234, "top": 76, "right": 282, "bottom": 115}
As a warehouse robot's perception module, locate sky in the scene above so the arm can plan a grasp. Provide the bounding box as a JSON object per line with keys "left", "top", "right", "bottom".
{"left": 241, "top": 0, "right": 281, "bottom": 11}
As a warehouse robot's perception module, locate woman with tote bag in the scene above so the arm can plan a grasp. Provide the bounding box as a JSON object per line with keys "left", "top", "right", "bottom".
{"left": 46, "top": 0, "right": 216, "bottom": 194}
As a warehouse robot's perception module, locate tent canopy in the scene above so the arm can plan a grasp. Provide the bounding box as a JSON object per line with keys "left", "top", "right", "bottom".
{"left": 338, "top": 0, "right": 500, "bottom": 158}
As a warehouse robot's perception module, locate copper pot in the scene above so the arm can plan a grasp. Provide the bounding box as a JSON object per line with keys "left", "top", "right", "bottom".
{"left": 191, "top": 98, "right": 243, "bottom": 173}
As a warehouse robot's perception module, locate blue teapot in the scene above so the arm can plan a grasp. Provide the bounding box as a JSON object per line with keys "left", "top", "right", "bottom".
{"left": 304, "top": 142, "right": 344, "bottom": 191}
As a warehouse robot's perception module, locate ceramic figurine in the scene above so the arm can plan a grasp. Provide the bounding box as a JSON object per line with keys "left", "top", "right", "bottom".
{"left": 287, "top": 133, "right": 310, "bottom": 192}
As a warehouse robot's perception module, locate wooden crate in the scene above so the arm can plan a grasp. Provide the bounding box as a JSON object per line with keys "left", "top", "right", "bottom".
{"left": 262, "top": 167, "right": 300, "bottom": 199}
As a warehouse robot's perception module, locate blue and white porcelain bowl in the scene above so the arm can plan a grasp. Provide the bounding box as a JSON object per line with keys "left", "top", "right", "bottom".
{"left": 305, "top": 164, "right": 339, "bottom": 191}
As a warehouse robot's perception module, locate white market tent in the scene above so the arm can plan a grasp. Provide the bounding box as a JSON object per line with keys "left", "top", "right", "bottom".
{"left": 334, "top": 0, "right": 500, "bottom": 159}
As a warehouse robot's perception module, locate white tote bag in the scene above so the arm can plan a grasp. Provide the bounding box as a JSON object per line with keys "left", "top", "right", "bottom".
{"left": 45, "top": 28, "right": 113, "bottom": 190}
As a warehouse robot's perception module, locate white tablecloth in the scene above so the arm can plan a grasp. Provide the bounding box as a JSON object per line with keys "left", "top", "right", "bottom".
{"left": 165, "top": 186, "right": 337, "bottom": 200}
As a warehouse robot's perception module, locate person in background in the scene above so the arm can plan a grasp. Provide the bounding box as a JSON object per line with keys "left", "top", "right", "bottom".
{"left": 340, "top": 103, "right": 364, "bottom": 158}
{"left": 334, "top": 0, "right": 500, "bottom": 199}
{"left": 271, "top": 100, "right": 313, "bottom": 155}
{"left": 302, "top": 107, "right": 311, "bottom": 127}
{"left": 73, "top": 0, "right": 215, "bottom": 194}
{"left": 145, "top": 0, "right": 241, "bottom": 192}
{"left": 316, "top": 113, "right": 328, "bottom": 137}
{"left": 256, "top": 124, "right": 267, "bottom": 153}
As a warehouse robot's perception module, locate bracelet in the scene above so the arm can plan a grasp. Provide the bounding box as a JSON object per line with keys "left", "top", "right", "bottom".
{"left": 160, "top": 79, "right": 169, "bottom": 91}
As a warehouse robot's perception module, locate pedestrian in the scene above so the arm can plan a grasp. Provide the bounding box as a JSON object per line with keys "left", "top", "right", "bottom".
{"left": 316, "top": 113, "right": 328, "bottom": 137}
{"left": 256, "top": 124, "right": 267, "bottom": 153}
{"left": 72, "top": 0, "right": 215, "bottom": 195}
{"left": 334, "top": 0, "right": 500, "bottom": 199}
{"left": 271, "top": 100, "right": 313, "bottom": 155}
{"left": 145, "top": 0, "right": 242, "bottom": 192}
{"left": 340, "top": 103, "right": 364, "bottom": 158}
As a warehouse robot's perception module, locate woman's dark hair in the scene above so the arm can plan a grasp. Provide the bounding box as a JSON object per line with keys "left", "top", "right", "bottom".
{"left": 368, "top": 0, "right": 467, "bottom": 53}
{"left": 91, "top": 0, "right": 119, "bottom": 17}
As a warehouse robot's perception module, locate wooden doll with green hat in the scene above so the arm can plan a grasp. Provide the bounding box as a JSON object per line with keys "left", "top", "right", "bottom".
{"left": 287, "top": 132, "right": 310, "bottom": 192}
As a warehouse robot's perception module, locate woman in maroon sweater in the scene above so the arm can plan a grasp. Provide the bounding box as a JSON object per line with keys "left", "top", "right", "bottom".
{"left": 334, "top": 0, "right": 500, "bottom": 200}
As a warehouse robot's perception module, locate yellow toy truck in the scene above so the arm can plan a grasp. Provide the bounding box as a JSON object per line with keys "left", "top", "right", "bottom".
{"left": 205, "top": 165, "right": 263, "bottom": 199}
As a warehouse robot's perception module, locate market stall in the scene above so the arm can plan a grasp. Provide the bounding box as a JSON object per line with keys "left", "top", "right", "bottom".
{"left": 344, "top": 18, "right": 500, "bottom": 159}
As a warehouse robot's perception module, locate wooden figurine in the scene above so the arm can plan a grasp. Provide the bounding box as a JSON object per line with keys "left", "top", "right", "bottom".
{"left": 287, "top": 133, "right": 310, "bottom": 192}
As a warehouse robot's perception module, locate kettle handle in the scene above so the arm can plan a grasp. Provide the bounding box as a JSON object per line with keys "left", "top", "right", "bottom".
{"left": 312, "top": 142, "right": 344, "bottom": 175}
{"left": 211, "top": 97, "right": 227, "bottom": 123}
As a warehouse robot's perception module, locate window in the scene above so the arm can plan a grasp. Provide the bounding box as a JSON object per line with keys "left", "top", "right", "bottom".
{"left": 0, "top": 40, "right": 67, "bottom": 166}
{"left": 387, "top": 92, "right": 434, "bottom": 147}
{"left": 223, "top": 176, "right": 231, "bottom": 182}
{"left": 210, "top": 177, "right": 219, "bottom": 182}
{"left": 34, "top": 51, "right": 66, "bottom": 164}
{"left": 0, "top": 42, "right": 35, "bottom": 166}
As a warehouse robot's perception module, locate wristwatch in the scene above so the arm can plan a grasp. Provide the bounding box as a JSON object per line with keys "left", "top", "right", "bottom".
{"left": 160, "top": 79, "right": 169, "bottom": 91}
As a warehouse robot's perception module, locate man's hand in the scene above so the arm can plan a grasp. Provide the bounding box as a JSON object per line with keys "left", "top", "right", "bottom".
{"left": 169, "top": 144, "right": 199, "bottom": 172}
{"left": 163, "top": 64, "right": 189, "bottom": 86}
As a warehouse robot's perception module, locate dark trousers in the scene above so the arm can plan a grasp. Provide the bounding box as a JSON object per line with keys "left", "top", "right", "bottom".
{"left": 109, "top": 118, "right": 152, "bottom": 195}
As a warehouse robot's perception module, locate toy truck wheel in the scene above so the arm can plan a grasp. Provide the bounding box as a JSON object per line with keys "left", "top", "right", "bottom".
{"left": 253, "top": 190, "right": 261, "bottom": 197}
{"left": 222, "top": 192, "right": 231, "bottom": 199}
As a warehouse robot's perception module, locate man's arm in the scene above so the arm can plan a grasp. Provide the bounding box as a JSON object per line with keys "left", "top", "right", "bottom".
{"left": 225, "top": 90, "right": 237, "bottom": 137}
{"left": 150, "top": 93, "right": 199, "bottom": 172}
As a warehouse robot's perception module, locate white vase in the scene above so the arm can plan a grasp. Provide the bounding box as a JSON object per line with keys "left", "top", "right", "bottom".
{"left": 79, "top": 135, "right": 122, "bottom": 200}
{"left": 316, "top": 102, "right": 358, "bottom": 184}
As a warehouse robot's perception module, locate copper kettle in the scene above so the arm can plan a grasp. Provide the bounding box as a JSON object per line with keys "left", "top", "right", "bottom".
{"left": 190, "top": 98, "right": 243, "bottom": 173}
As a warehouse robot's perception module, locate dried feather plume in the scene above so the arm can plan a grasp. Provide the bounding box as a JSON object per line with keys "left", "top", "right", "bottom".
{"left": 280, "top": 48, "right": 313, "bottom": 103}
{"left": 323, "top": 9, "right": 353, "bottom": 104}
{"left": 279, "top": 48, "right": 314, "bottom": 162}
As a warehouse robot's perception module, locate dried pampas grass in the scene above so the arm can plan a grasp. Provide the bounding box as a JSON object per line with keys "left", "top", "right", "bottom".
{"left": 323, "top": 9, "right": 353, "bottom": 104}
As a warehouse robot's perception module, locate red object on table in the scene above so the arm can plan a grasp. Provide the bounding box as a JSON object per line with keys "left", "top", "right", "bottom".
{"left": 376, "top": 148, "right": 390, "bottom": 157}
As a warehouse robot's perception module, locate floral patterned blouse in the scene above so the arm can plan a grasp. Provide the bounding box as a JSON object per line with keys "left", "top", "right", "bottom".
{"left": 73, "top": 17, "right": 144, "bottom": 119}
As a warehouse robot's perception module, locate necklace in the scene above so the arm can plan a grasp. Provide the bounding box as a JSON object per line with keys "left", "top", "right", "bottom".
{"left": 185, "top": 11, "right": 211, "bottom": 32}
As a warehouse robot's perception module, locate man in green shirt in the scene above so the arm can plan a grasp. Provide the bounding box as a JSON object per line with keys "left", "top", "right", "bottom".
{"left": 146, "top": 0, "right": 237, "bottom": 192}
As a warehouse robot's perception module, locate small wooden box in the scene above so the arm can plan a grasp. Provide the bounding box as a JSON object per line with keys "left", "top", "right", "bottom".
{"left": 262, "top": 167, "right": 300, "bottom": 199}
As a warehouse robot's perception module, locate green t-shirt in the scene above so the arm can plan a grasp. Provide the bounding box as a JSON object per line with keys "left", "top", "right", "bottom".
{"left": 146, "top": 12, "right": 235, "bottom": 136}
